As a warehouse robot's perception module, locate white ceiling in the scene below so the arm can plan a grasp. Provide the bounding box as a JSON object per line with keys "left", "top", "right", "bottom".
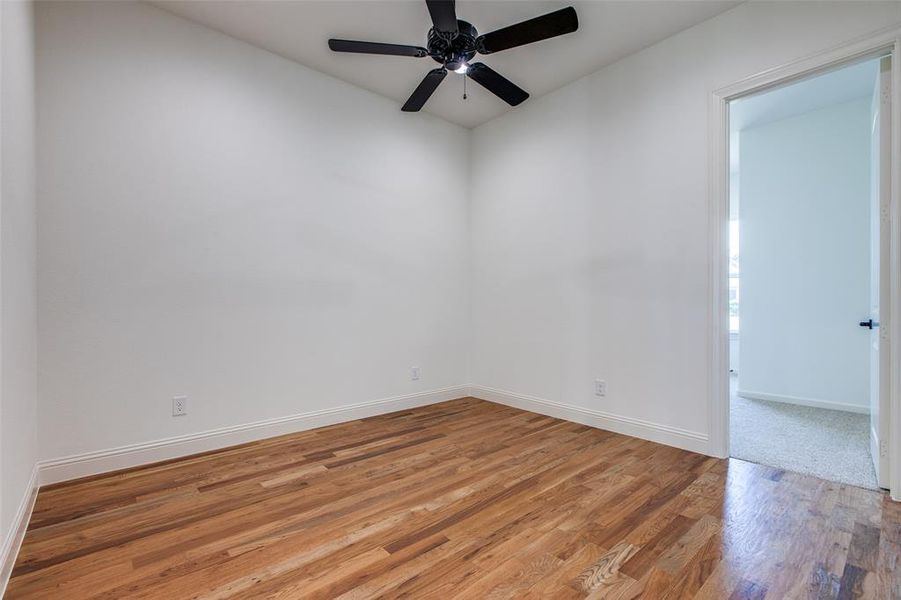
{"left": 151, "top": 0, "right": 740, "bottom": 128}
{"left": 731, "top": 58, "right": 880, "bottom": 133}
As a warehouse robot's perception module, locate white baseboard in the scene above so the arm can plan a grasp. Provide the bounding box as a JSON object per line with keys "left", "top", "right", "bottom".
{"left": 736, "top": 388, "right": 869, "bottom": 414}
{"left": 38, "top": 385, "right": 470, "bottom": 486}
{"left": 469, "top": 385, "right": 709, "bottom": 455}
{"left": 0, "top": 464, "right": 39, "bottom": 597}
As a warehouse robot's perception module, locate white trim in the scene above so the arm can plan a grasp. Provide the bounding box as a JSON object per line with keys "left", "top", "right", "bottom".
{"left": 708, "top": 27, "right": 901, "bottom": 504}
{"left": 470, "top": 385, "right": 709, "bottom": 455}
{"left": 708, "top": 81, "right": 731, "bottom": 459}
{"left": 713, "top": 25, "right": 901, "bottom": 101}
{"left": 0, "top": 465, "right": 39, "bottom": 597}
{"left": 890, "top": 35, "right": 901, "bottom": 503}
{"left": 872, "top": 424, "right": 884, "bottom": 487}
{"left": 736, "top": 389, "right": 870, "bottom": 415}
{"left": 37, "top": 386, "right": 469, "bottom": 486}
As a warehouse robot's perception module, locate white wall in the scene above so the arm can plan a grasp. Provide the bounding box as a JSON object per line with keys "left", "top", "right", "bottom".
{"left": 36, "top": 1, "right": 470, "bottom": 461}
{"left": 738, "top": 98, "right": 872, "bottom": 412}
{"left": 0, "top": 0, "right": 38, "bottom": 573}
{"left": 469, "top": 1, "right": 901, "bottom": 450}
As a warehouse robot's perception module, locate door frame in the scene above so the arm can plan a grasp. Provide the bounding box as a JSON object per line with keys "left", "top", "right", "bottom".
{"left": 707, "top": 26, "right": 901, "bottom": 500}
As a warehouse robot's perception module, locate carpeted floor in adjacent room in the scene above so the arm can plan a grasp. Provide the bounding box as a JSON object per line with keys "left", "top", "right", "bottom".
{"left": 729, "top": 375, "right": 878, "bottom": 490}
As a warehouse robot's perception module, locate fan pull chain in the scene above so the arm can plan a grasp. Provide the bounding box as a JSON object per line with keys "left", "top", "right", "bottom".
{"left": 463, "top": 73, "right": 467, "bottom": 100}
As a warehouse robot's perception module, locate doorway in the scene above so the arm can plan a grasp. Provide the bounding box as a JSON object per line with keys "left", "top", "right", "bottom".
{"left": 726, "top": 56, "right": 891, "bottom": 489}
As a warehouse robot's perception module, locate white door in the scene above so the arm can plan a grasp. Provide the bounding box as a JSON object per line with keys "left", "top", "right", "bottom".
{"left": 870, "top": 55, "right": 891, "bottom": 489}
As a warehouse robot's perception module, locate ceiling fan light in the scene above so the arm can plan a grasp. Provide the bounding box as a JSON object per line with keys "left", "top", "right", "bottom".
{"left": 454, "top": 64, "right": 469, "bottom": 74}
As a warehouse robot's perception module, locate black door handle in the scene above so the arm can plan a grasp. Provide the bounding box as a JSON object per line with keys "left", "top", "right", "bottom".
{"left": 860, "top": 319, "right": 877, "bottom": 329}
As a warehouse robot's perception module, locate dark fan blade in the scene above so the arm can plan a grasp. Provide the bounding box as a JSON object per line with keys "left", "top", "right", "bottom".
{"left": 466, "top": 63, "right": 528, "bottom": 106}
{"left": 426, "top": 0, "right": 458, "bottom": 34}
{"left": 402, "top": 68, "right": 447, "bottom": 112}
{"left": 476, "top": 6, "right": 578, "bottom": 54}
{"left": 328, "top": 39, "right": 428, "bottom": 58}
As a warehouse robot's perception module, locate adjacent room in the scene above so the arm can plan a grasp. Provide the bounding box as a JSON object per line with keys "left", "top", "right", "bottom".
{"left": 728, "top": 57, "right": 888, "bottom": 490}
{"left": 2, "top": 1, "right": 901, "bottom": 598}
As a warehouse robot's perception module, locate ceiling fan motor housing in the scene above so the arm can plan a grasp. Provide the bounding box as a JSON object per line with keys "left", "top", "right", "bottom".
{"left": 428, "top": 20, "right": 477, "bottom": 71}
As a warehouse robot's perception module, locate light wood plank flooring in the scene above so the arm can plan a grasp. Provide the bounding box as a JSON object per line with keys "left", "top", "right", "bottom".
{"left": 7, "top": 397, "right": 900, "bottom": 599}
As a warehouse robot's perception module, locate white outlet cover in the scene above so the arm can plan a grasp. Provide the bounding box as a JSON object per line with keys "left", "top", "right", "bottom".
{"left": 173, "top": 395, "right": 188, "bottom": 416}
{"left": 594, "top": 379, "right": 606, "bottom": 397}
{"left": 411, "top": 367, "right": 421, "bottom": 381}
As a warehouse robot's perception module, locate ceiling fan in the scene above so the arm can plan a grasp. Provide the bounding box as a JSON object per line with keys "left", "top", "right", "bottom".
{"left": 328, "top": 1, "right": 578, "bottom": 112}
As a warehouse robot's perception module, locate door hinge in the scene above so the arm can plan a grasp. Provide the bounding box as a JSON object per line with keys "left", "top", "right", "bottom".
{"left": 881, "top": 440, "right": 888, "bottom": 458}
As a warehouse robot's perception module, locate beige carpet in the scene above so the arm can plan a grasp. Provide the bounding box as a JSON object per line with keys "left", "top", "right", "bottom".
{"left": 729, "top": 376, "right": 878, "bottom": 490}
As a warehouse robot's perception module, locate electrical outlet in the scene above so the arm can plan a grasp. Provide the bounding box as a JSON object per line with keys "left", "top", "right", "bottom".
{"left": 411, "top": 366, "right": 421, "bottom": 381}
{"left": 172, "top": 395, "right": 188, "bottom": 417}
{"left": 594, "top": 379, "right": 606, "bottom": 397}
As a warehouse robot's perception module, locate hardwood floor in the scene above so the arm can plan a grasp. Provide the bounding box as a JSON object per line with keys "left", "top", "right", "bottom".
{"left": 7, "top": 397, "right": 900, "bottom": 599}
